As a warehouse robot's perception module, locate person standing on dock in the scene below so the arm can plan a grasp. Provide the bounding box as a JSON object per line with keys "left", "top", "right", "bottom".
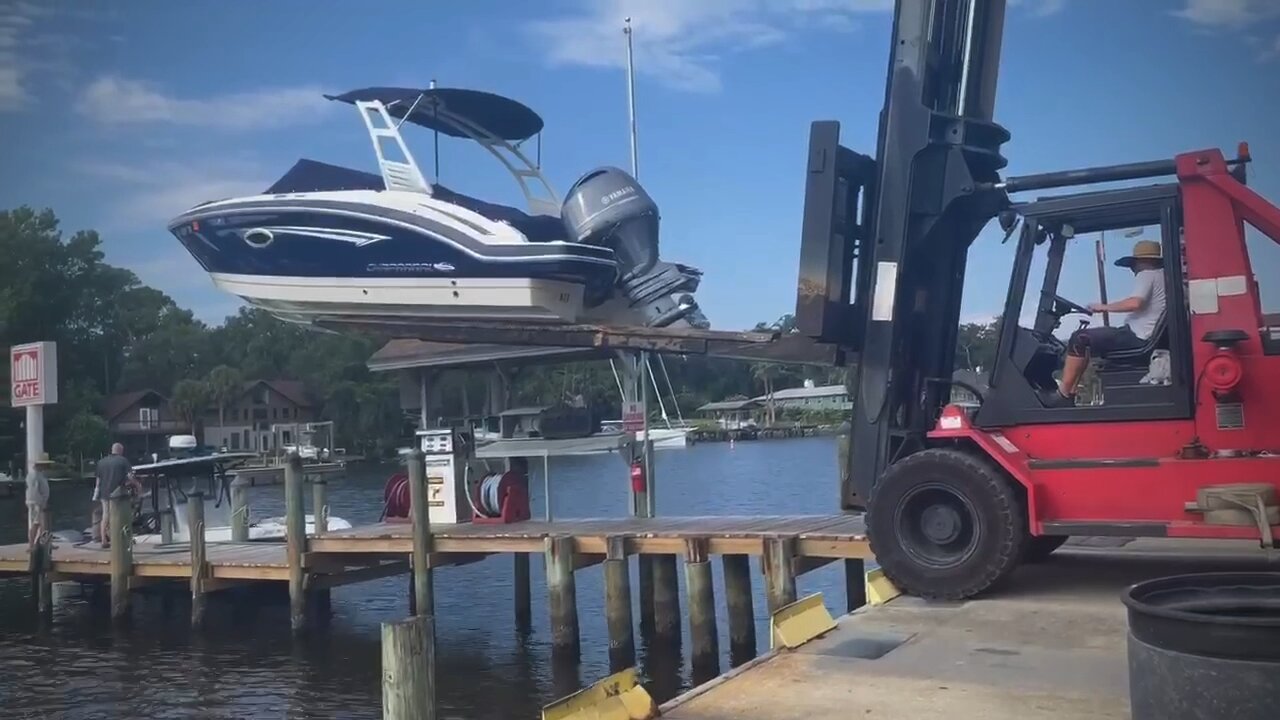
{"left": 94, "top": 443, "right": 137, "bottom": 549}
{"left": 26, "top": 453, "right": 53, "bottom": 546}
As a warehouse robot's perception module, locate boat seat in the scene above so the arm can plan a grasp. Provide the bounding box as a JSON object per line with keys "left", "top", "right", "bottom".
{"left": 430, "top": 183, "right": 567, "bottom": 243}
{"left": 266, "top": 159, "right": 568, "bottom": 243}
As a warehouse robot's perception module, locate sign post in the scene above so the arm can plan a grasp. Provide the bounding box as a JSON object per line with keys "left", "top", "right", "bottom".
{"left": 621, "top": 401, "right": 645, "bottom": 433}
{"left": 11, "top": 342, "right": 58, "bottom": 475}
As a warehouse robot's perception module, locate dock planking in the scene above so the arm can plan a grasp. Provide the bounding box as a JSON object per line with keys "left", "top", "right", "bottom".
{"left": 309, "top": 515, "right": 870, "bottom": 558}
{"left": 0, "top": 514, "right": 868, "bottom": 584}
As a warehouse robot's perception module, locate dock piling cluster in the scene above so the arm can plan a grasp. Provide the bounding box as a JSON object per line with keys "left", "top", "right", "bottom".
{"left": 7, "top": 449, "right": 874, "bottom": 720}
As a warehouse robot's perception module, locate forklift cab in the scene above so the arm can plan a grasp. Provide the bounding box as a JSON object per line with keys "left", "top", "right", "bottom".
{"left": 975, "top": 183, "right": 1194, "bottom": 427}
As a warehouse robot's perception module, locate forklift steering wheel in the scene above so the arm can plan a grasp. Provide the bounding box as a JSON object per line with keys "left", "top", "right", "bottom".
{"left": 1051, "top": 293, "right": 1091, "bottom": 317}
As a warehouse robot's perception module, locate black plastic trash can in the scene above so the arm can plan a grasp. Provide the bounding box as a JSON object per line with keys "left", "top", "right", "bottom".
{"left": 1123, "top": 572, "right": 1280, "bottom": 720}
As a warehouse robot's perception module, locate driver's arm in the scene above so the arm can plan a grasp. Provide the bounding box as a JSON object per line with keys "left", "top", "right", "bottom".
{"left": 1090, "top": 295, "right": 1144, "bottom": 313}
{"left": 1090, "top": 272, "right": 1154, "bottom": 314}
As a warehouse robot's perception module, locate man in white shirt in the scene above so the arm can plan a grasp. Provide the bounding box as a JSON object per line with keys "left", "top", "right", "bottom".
{"left": 1045, "top": 239, "right": 1166, "bottom": 407}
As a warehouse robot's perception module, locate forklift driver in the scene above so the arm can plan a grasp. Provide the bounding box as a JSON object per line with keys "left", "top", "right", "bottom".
{"left": 1045, "top": 239, "right": 1166, "bottom": 407}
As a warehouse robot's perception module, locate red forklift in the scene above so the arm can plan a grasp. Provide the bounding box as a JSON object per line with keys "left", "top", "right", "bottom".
{"left": 795, "top": 0, "right": 1280, "bottom": 598}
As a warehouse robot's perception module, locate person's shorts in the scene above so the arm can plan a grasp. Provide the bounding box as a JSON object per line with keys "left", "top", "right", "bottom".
{"left": 1067, "top": 326, "right": 1146, "bottom": 357}
{"left": 27, "top": 502, "right": 44, "bottom": 529}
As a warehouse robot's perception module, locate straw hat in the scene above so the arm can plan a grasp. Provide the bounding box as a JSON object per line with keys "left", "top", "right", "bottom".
{"left": 33, "top": 452, "right": 55, "bottom": 466}
{"left": 1115, "top": 239, "right": 1163, "bottom": 268}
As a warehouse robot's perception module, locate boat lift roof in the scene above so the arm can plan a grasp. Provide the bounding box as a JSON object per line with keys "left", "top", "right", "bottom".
{"left": 131, "top": 453, "right": 259, "bottom": 476}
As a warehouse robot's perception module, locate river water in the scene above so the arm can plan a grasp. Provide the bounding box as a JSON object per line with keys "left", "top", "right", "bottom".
{"left": 0, "top": 436, "right": 852, "bottom": 719}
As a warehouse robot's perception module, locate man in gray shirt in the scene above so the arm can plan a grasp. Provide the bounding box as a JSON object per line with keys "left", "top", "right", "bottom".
{"left": 95, "top": 443, "right": 136, "bottom": 548}
{"left": 26, "top": 453, "right": 52, "bottom": 546}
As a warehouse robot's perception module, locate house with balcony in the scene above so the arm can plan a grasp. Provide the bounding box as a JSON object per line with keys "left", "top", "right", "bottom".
{"left": 102, "top": 389, "right": 188, "bottom": 460}
{"left": 695, "top": 397, "right": 761, "bottom": 430}
{"left": 202, "top": 380, "right": 318, "bottom": 453}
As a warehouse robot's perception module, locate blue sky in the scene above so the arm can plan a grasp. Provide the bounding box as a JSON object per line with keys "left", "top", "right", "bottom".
{"left": 1, "top": 0, "right": 1277, "bottom": 330}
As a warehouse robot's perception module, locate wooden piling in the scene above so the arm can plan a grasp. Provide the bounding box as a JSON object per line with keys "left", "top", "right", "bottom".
{"left": 603, "top": 536, "right": 635, "bottom": 670}
{"left": 312, "top": 476, "right": 329, "bottom": 536}
{"left": 381, "top": 615, "right": 437, "bottom": 720}
{"left": 160, "top": 491, "right": 174, "bottom": 545}
{"left": 33, "top": 530, "right": 52, "bottom": 621}
{"left": 685, "top": 538, "right": 719, "bottom": 678}
{"left": 722, "top": 553, "right": 756, "bottom": 662}
{"left": 845, "top": 558, "right": 867, "bottom": 612}
{"left": 189, "top": 491, "right": 207, "bottom": 628}
{"left": 109, "top": 488, "right": 133, "bottom": 624}
{"left": 407, "top": 450, "right": 435, "bottom": 618}
{"left": 652, "top": 554, "right": 681, "bottom": 645}
{"left": 230, "top": 475, "right": 250, "bottom": 542}
{"left": 513, "top": 553, "right": 531, "bottom": 632}
{"left": 285, "top": 453, "right": 307, "bottom": 634}
{"left": 638, "top": 554, "right": 656, "bottom": 636}
{"left": 544, "top": 535, "right": 580, "bottom": 659}
{"left": 763, "top": 537, "right": 797, "bottom": 614}
{"left": 307, "top": 476, "right": 332, "bottom": 620}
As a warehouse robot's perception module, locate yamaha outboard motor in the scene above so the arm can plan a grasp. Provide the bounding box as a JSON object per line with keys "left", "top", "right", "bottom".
{"left": 562, "top": 166, "right": 708, "bottom": 328}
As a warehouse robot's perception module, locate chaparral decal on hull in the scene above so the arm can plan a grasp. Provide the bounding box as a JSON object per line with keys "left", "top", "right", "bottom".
{"left": 240, "top": 226, "right": 392, "bottom": 247}
{"left": 366, "top": 262, "right": 456, "bottom": 273}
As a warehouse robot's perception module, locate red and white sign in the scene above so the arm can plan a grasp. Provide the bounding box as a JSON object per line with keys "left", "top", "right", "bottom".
{"left": 622, "top": 401, "right": 645, "bottom": 432}
{"left": 10, "top": 342, "right": 58, "bottom": 407}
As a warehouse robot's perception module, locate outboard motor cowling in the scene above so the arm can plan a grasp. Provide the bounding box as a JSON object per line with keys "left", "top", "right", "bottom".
{"left": 562, "top": 167, "right": 708, "bottom": 329}
{"left": 562, "top": 166, "right": 659, "bottom": 275}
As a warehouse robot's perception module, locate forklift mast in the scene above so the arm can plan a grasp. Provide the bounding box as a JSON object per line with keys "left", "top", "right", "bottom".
{"left": 796, "top": 0, "right": 1013, "bottom": 508}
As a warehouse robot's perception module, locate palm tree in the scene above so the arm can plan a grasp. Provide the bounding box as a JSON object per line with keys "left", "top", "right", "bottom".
{"left": 170, "top": 379, "right": 212, "bottom": 439}
{"left": 752, "top": 362, "right": 778, "bottom": 427}
{"left": 207, "top": 365, "right": 244, "bottom": 429}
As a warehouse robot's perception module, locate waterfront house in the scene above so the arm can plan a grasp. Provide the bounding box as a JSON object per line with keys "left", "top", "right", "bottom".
{"left": 102, "top": 389, "right": 187, "bottom": 458}
{"left": 751, "top": 380, "right": 852, "bottom": 412}
{"left": 695, "top": 397, "right": 761, "bottom": 430}
{"left": 202, "top": 380, "right": 318, "bottom": 452}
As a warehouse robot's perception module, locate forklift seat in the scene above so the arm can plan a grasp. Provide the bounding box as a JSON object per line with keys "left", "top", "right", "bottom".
{"left": 1096, "top": 311, "right": 1168, "bottom": 371}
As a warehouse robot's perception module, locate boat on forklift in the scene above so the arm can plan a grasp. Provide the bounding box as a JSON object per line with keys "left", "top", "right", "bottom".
{"left": 792, "top": 0, "right": 1280, "bottom": 600}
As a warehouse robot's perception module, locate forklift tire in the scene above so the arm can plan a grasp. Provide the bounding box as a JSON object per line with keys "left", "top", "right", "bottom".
{"left": 867, "top": 448, "right": 1028, "bottom": 601}
{"left": 1023, "top": 535, "right": 1069, "bottom": 563}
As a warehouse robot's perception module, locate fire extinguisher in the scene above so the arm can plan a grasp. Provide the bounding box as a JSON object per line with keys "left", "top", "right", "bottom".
{"left": 630, "top": 461, "right": 647, "bottom": 494}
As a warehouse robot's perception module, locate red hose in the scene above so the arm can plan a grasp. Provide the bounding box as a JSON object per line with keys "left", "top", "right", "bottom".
{"left": 383, "top": 472, "right": 411, "bottom": 518}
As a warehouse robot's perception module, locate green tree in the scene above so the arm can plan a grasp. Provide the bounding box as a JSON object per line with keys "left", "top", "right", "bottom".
{"left": 207, "top": 365, "right": 245, "bottom": 428}
{"left": 63, "top": 412, "right": 111, "bottom": 471}
{"left": 751, "top": 362, "right": 779, "bottom": 426}
{"left": 170, "top": 379, "right": 211, "bottom": 438}
{"left": 956, "top": 316, "right": 1003, "bottom": 372}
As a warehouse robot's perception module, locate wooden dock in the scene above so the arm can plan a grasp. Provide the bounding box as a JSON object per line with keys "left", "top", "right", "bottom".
{"left": 0, "top": 514, "right": 867, "bottom": 579}
{"left": 4, "top": 453, "right": 872, "bottom": 716}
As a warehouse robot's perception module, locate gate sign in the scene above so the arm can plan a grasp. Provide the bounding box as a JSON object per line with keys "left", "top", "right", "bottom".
{"left": 10, "top": 342, "right": 57, "bottom": 407}
{"left": 622, "top": 401, "right": 645, "bottom": 432}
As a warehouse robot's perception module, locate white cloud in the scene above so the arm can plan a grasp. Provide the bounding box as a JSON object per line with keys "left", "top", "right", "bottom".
{"left": 1174, "top": 0, "right": 1280, "bottom": 27}
{"left": 1009, "top": 0, "right": 1069, "bottom": 17}
{"left": 1264, "top": 34, "right": 1280, "bottom": 62}
{"left": 75, "top": 75, "right": 333, "bottom": 130}
{"left": 527, "top": 0, "right": 892, "bottom": 93}
{"left": 0, "top": 0, "right": 92, "bottom": 111}
{"left": 0, "top": 65, "right": 26, "bottom": 109}
{"left": 78, "top": 158, "right": 269, "bottom": 227}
